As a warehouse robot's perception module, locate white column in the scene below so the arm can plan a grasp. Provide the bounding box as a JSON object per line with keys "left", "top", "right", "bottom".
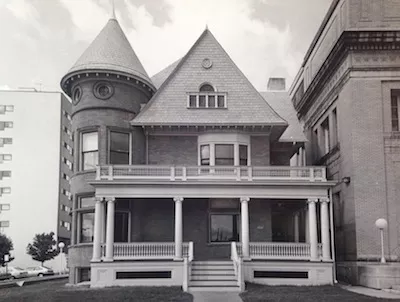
{"left": 240, "top": 197, "right": 250, "bottom": 259}
{"left": 234, "top": 143, "right": 240, "bottom": 166}
{"left": 104, "top": 197, "right": 116, "bottom": 262}
{"left": 174, "top": 197, "right": 184, "bottom": 259}
{"left": 101, "top": 202, "right": 106, "bottom": 244}
{"left": 308, "top": 199, "right": 318, "bottom": 261}
{"left": 305, "top": 207, "right": 309, "bottom": 243}
{"left": 320, "top": 198, "right": 331, "bottom": 261}
{"left": 294, "top": 213, "right": 300, "bottom": 243}
{"left": 91, "top": 197, "right": 103, "bottom": 262}
{"left": 210, "top": 144, "right": 215, "bottom": 166}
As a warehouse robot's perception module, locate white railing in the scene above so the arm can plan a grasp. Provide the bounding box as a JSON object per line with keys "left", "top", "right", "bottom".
{"left": 231, "top": 242, "right": 245, "bottom": 291}
{"left": 100, "top": 242, "right": 190, "bottom": 260}
{"left": 236, "top": 242, "right": 324, "bottom": 260}
{"left": 183, "top": 242, "right": 194, "bottom": 292}
{"left": 96, "top": 165, "right": 327, "bottom": 182}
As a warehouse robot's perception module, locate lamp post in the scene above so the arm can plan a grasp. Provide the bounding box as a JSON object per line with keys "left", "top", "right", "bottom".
{"left": 58, "top": 242, "right": 65, "bottom": 274}
{"left": 375, "top": 218, "right": 388, "bottom": 264}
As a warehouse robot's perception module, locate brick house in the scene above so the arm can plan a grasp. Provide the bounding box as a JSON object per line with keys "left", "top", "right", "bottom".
{"left": 290, "top": 0, "right": 400, "bottom": 290}
{"left": 61, "top": 15, "right": 335, "bottom": 291}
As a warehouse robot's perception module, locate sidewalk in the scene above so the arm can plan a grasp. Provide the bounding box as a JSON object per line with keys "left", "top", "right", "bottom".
{"left": 192, "top": 292, "right": 243, "bottom": 302}
{"left": 340, "top": 284, "right": 400, "bottom": 299}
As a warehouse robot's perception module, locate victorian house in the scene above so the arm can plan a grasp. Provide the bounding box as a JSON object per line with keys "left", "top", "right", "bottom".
{"left": 61, "top": 14, "right": 335, "bottom": 291}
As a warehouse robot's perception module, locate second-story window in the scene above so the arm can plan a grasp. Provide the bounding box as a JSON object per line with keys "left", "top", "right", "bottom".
{"left": 391, "top": 90, "right": 400, "bottom": 131}
{"left": 81, "top": 132, "right": 98, "bottom": 170}
{"left": 109, "top": 131, "right": 130, "bottom": 165}
{"left": 239, "top": 145, "right": 248, "bottom": 165}
{"left": 215, "top": 144, "right": 234, "bottom": 166}
{"left": 200, "top": 145, "right": 210, "bottom": 166}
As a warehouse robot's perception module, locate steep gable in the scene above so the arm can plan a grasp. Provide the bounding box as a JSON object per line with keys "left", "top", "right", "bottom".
{"left": 132, "top": 29, "right": 287, "bottom": 126}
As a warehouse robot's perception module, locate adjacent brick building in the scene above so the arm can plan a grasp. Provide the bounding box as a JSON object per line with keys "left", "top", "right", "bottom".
{"left": 290, "top": 0, "right": 400, "bottom": 289}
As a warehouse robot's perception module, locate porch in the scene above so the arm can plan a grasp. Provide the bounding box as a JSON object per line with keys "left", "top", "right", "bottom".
{"left": 86, "top": 165, "right": 335, "bottom": 290}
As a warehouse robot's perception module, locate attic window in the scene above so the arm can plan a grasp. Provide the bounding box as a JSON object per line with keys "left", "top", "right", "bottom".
{"left": 199, "top": 84, "right": 214, "bottom": 92}
{"left": 187, "top": 92, "right": 227, "bottom": 109}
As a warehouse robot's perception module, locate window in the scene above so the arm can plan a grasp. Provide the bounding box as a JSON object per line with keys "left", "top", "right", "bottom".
{"left": 199, "top": 84, "right": 214, "bottom": 92}
{"left": 239, "top": 145, "right": 248, "bottom": 166}
{"left": 0, "top": 105, "right": 14, "bottom": 114}
{"left": 64, "top": 142, "right": 73, "bottom": 155}
{"left": 187, "top": 90, "right": 227, "bottom": 109}
{"left": 0, "top": 122, "right": 13, "bottom": 130}
{"left": 210, "top": 215, "right": 240, "bottom": 242}
{"left": 0, "top": 138, "right": 12, "bottom": 147}
{"left": 0, "top": 204, "right": 10, "bottom": 211}
{"left": 215, "top": 144, "right": 234, "bottom": 165}
{"left": 60, "top": 221, "right": 71, "bottom": 231}
{"left": 81, "top": 132, "right": 98, "bottom": 170}
{"left": 331, "top": 108, "right": 338, "bottom": 147}
{"left": 80, "top": 196, "right": 95, "bottom": 208}
{"left": 391, "top": 90, "right": 400, "bottom": 131}
{"left": 63, "top": 157, "right": 73, "bottom": 170}
{"left": 217, "top": 95, "right": 225, "bottom": 108}
{"left": 321, "top": 118, "right": 330, "bottom": 155}
{"left": 109, "top": 132, "right": 130, "bottom": 164}
{"left": 189, "top": 95, "right": 196, "bottom": 107}
{"left": 200, "top": 145, "right": 210, "bottom": 166}
{"left": 0, "top": 154, "right": 11, "bottom": 163}
{"left": 63, "top": 111, "right": 71, "bottom": 121}
{"left": 0, "top": 187, "right": 11, "bottom": 194}
{"left": 0, "top": 171, "right": 11, "bottom": 179}
{"left": 79, "top": 212, "right": 94, "bottom": 243}
{"left": 61, "top": 204, "right": 71, "bottom": 212}
{"left": 0, "top": 221, "right": 9, "bottom": 227}
{"left": 62, "top": 189, "right": 72, "bottom": 199}
{"left": 199, "top": 95, "right": 206, "bottom": 107}
{"left": 62, "top": 173, "right": 70, "bottom": 181}
{"left": 78, "top": 268, "right": 91, "bottom": 282}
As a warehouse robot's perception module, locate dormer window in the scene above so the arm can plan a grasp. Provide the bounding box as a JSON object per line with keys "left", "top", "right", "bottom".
{"left": 187, "top": 83, "right": 227, "bottom": 109}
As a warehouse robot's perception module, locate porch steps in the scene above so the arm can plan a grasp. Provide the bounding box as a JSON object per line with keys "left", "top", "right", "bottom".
{"left": 188, "top": 261, "right": 240, "bottom": 292}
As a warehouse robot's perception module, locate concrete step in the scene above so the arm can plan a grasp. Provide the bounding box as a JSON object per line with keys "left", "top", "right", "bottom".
{"left": 192, "top": 261, "right": 232, "bottom": 265}
{"left": 190, "top": 280, "right": 239, "bottom": 287}
{"left": 191, "top": 264, "right": 234, "bottom": 270}
{"left": 191, "top": 274, "right": 236, "bottom": 281}
{"left": 188, "top": 286, "right": 241, "bottom": 292}
{"left": 191, "top": 269, "right": 235, "bottom": 275}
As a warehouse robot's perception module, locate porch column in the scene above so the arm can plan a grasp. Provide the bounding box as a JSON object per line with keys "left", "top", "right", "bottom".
{"left": 294, "top": 212, "right": 300, "bottom": 243}
{"left": 307, "top": 198, "right": 318, "bottom": 261}
{"left": 104, "top": 197, "right": 116, "bottom": 262}
{"left": 91, "top": 197, "right": 103, "bottom": 262}
{"left": 240, "top": 197, "right": 250, "bottom": 259}
{"left": 320, "top": 198, "right": 331, "bottom": 261}
{"left": 174, "top": 197, "right": 184, "bottom": 259}
{"left": 101, "top": 202, "right": 107, "bottom": 244}
{"left": 305, "top": 207, "right": 309, "bottom": 243}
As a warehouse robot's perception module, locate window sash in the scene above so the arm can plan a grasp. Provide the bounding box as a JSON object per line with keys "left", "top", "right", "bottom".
{"left": 391, "top": 94, "right": 400, "bottom": 131}
{"left": 215, "top": 144, "right": 234, "bottom": 166}
{"left": 78, "top": 212, "right": 94, "bottom": 243}
{"left": 109, "top": 132, "right": 130, "bottom": 165}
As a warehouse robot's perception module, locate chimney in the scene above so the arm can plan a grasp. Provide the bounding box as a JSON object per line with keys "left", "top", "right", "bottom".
{"left": 267, "top": 78, "right": 286, "bottom": 91}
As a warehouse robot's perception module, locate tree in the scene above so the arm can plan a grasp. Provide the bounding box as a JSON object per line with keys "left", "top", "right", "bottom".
{"left": 0, "top": 233, "right": 14, "bottom": 266}
{"left": 26, "top": 232, "right": 59, "bottom": 265}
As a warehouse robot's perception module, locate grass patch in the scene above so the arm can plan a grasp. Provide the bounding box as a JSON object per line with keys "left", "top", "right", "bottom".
{"left": 0, "top": 279, "right": 193, "bottom": 302}
{"left": 240, "top": 283, "right": 396, "bottom": 302}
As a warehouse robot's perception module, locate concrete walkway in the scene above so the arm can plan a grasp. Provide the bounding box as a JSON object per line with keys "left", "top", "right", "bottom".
{"left": 192, "top": 292, "right": 243, "bottom": 302}
{"left": 340, "top": 284, "right": 400, "bottom": 299}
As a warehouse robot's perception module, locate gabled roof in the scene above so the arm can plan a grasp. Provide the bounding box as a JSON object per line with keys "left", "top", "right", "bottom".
{"left": 63, "top": 18, "right": 153, "bottom": 89}
{"left": 260, "top": 92, "right": 306, "bottom": 142}
{"left": 132, "top": 29, "right": 287, "bottom": 127}
{"left": 151, "top": 59, "right": 181, "bottom": 89}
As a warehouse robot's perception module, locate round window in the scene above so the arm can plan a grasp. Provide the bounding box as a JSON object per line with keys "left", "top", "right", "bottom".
{"left": 72, "top": 86, "right": 82, "bottom": 105}
{"left": 93, "top": 82, "right": 114, "bottom": 100}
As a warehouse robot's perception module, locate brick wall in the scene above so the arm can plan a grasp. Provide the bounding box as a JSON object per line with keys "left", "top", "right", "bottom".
{"left": 148, "top": 135, "right": 198, "bottom": 165}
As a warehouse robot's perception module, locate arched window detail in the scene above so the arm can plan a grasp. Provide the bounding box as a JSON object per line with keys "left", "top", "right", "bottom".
{"left": 199, "top": 83, "right": 215, "bottom": 92}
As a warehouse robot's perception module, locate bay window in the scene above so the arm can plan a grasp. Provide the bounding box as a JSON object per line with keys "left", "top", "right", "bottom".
{"left": 200, "top": 145, "right": 210, "bottom": 165}
{"left": 77, "top": 196, "right": 96, "bottom": 243}
{"left": 109, "top": 131, "right": 130, "bottom": 164}
{"left": 215, "top": 144, "right": 234, "bottom": 165}
{"left": 81, "top": 132, "right": 98, "bottom": 170}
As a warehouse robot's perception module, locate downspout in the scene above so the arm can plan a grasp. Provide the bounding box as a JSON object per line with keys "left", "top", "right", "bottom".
{"left": 329, "top": 188, "right": 337, "bottom": 283}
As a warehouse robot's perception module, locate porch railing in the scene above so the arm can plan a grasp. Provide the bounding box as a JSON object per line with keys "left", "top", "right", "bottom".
{"left": 231, "top": 242, "right": 245, "bottom": 291}
{"left": 100, "top": 242, "right": 190, "bottom": 260}
{"left": 96, "top": 165, "right": 327, "bottom": 182}
{"left": 236, "top": 242, "right": 324, "bottom": 260}
{"left": 183, "top": 242, "right": 194, "bottom": 292}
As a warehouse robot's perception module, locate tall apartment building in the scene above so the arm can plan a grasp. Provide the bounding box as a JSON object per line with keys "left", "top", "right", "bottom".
{"left": 290, "top": 0, "right": 400, "bottom": 289}
{"left": 0, "top": 90, "right": 72, "bottom": 270}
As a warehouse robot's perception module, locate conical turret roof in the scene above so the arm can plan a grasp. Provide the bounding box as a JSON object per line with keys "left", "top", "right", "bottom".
{"left": 62, "top": 18, "right": 154, "bottom": 92}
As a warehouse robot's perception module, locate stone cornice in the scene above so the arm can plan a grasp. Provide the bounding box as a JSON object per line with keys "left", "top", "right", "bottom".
{"left": 295, "top": 30, "right": 400, "bottom": 117}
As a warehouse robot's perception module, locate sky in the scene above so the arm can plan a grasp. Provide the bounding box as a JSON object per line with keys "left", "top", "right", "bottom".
{"left": 0, "top": 0, "right": 332, "bottom": 92}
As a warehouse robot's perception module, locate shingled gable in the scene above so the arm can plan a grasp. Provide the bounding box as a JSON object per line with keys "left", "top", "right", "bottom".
{"left": 132, "top": 29, "right": 287, "bottom": 127}
{"left": 61, "top": 17, "right": 154, "bottom": 91}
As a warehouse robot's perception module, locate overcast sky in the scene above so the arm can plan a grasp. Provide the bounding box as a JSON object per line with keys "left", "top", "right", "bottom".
{"left": 0, "top": 0, "right": 332, "bottom": 92}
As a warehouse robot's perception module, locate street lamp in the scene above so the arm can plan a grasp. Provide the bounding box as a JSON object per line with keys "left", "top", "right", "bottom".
{"left": 58, "top": 242, "right": 65, "bottom": 274}
{"left": 375, "top": 218, "right": 388, "bottom": 264}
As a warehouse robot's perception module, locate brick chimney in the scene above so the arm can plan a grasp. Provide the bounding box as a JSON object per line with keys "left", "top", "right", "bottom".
{"left": 267, "top": 78, "right": 286, "bottom": 91}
